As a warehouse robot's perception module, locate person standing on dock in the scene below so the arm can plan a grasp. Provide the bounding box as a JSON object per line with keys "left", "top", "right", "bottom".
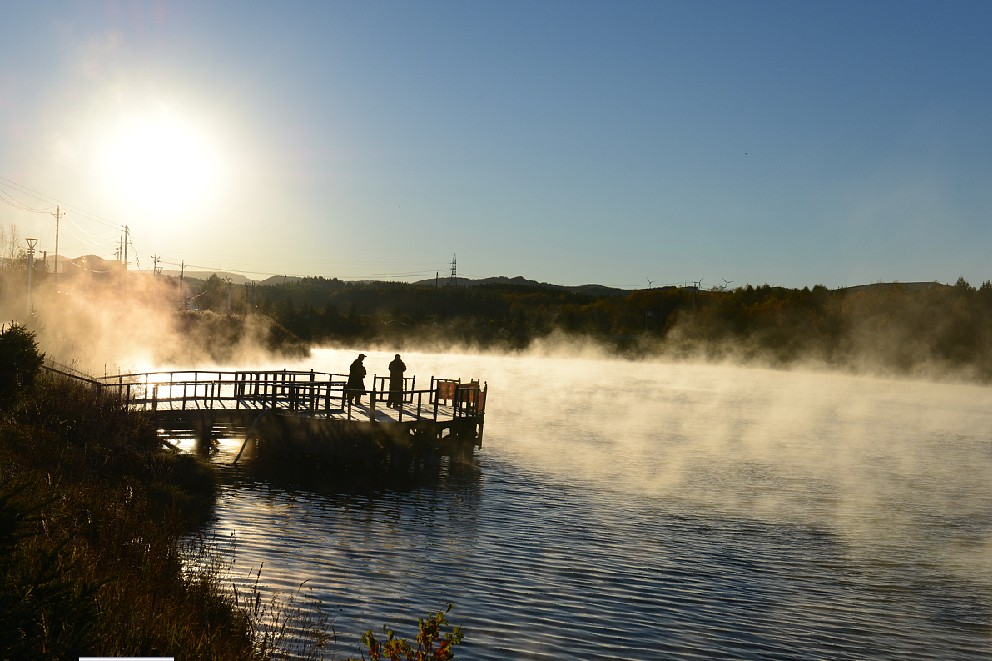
{"left": 346, "top": 353, "right": 367, "bottom": 405}
{"left": 387, "top": 353, "right": 406, "bottom": 408}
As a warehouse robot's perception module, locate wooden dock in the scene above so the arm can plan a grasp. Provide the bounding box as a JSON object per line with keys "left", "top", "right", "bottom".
{"left": 43, "top": 364, "right": 487, "bottom": 471}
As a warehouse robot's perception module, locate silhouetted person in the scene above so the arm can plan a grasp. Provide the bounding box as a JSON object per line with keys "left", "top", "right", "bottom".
{"left": 346, "top": 353, "right": 367, "bottom": 405}
{"left": 387, "top": 353, "right": 406, "bottom": 408}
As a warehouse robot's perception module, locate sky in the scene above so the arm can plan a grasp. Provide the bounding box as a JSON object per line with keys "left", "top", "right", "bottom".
{"left": 1, "top": 1, "right": 990, "bottom": 290}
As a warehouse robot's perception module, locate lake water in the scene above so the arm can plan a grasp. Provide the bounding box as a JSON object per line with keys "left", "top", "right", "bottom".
{"left": 180, "top": 349, "right": 992, "bottom": 659}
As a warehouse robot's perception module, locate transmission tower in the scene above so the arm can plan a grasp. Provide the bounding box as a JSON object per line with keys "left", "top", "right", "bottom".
{"left": 448, "top": 253, "right": 457, "bottom": 286}
{"left": 25, "top": 238, "right": 37, "bottom": 313}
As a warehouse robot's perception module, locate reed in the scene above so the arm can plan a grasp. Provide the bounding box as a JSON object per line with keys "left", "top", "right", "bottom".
{"left": 0, "top": 363, "right": 274, "bottom": 657}
{"left": 0, "top": 325, "right": 460, "bottom": 659}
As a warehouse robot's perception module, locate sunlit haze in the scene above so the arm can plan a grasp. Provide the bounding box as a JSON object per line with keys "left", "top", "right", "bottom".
{"left": 2, "top": 1, "right": 991, "bottom": 287}
{"left": 96, "top": 105, "right": 226, "bottom": 222}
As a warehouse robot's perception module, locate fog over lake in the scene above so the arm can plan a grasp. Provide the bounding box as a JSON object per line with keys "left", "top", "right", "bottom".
{"left": 184, "top": 349, "right": 992, "bottom": 659}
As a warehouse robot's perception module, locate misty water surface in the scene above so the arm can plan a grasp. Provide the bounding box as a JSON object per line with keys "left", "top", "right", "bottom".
{"left": 182, "top": 350, "right": 992, "bottom": 659}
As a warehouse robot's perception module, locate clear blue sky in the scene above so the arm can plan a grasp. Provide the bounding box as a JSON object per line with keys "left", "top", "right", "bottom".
{"left": 1, "top": 1, "right": 990, "bottom": 289}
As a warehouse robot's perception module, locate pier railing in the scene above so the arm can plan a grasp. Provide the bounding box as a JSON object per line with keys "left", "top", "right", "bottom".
{"left": 42, "top": 365, "right": 486, "bottom": 424}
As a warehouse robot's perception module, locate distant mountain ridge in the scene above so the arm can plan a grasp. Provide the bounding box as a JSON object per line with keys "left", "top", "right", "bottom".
{"left": 412, "top": 274, "right": 626, "bottom": 297}
{"left": 839, "top": 281, "right": 942, "bottom": 292}
{"left": 158, "top": 270, "right": 295, "bottom": 286}
{"left": 166, "top": 270, "right": 625, "bottom": 295}
{"left": 67, "top": 256, "right": 945, "bottom": 294}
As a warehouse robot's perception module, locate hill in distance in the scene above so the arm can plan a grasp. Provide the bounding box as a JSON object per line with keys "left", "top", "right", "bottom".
{"left": 413, "top": 274, "right": 627, "bottom": 297}
{"left": 167, "top": 271, "right": 625, "bottom": 295}
{"left": 69, "top": 256, "right": 946, "bottom": 294}
{"left": 157, "top": 270, "right": 287, "bottom": 286}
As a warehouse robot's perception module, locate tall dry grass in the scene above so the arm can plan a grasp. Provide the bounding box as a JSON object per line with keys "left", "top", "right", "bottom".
{"left": 0, "top": 369, "right": 322, "bottom": 658}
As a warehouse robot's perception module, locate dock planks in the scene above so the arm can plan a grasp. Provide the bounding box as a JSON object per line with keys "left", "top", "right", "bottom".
{"left": 43, "top": 365, "right": 488, "bottom": 470}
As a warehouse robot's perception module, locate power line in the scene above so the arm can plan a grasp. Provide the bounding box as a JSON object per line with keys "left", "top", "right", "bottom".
{"left": 154, "top": 256, "right": 441, "bottom": 282}
{"left": 7, "top": 179, "right": 623, "bottom": 288}
{"left": 0, "top": 177, "right": 123, "bottom": 231}
{"left": 0, "top": 179, "right": 58, "bottom": 213}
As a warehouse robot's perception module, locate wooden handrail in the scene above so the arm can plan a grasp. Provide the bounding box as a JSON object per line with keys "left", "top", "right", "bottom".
{"left": 44, "top": 366, "right": 485, "bottom": 424}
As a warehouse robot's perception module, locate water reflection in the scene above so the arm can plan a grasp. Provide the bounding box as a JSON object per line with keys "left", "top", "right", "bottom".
{"left": 174, "top": 355, "right": 992, "bottom": 659}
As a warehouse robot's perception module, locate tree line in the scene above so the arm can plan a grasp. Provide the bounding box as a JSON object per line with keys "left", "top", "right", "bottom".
{"left": 189, "top": 274, "right": 992, "bottom": 380}
{"left": 3, "top": 255, "right": 990, "bottom": 380}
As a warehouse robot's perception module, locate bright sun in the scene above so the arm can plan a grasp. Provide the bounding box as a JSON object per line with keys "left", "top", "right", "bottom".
{"left": 99, "top": 108, "right": 224, "bottom": 220}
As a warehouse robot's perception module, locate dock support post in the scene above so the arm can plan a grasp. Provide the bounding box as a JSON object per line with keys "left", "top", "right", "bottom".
{"left": 193, "top": 414, "right": 215, "bottom": 456}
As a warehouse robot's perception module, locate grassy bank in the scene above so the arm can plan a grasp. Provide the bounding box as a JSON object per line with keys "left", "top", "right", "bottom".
{"left": 0, "top": 372, "right": 269, "bottom": 658}
{"left": 0, "top": 324, "right": 462, "bottom": 660}
{"left": 0, "top": 317, "right": 300, "bottom": 658}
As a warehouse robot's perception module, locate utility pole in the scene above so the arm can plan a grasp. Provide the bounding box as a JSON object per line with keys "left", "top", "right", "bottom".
{"left": 52, "top": 206, "right": 63, "bottom": 292}
{"left": 123, "top": 225, "right": 129, "bottom": 270}
{"left": 152, "top": 254, "right": 161, "bottom": 276}
{"left": 25, "top": 238, "right": 37, "bottom": 314}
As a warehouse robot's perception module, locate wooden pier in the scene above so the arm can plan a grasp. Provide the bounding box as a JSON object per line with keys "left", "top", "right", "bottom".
{"left": 43, "top": 364, "right": 487, "bottom": 471}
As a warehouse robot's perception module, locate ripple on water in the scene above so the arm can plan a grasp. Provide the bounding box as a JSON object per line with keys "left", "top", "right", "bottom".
{"left": 188, "top": 451, "right": 992, "bottom": 661}
{"left": 178, "top": 360, "right": 992, "bottom": 661}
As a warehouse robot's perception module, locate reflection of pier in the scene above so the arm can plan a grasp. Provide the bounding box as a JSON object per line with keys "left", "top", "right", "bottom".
{"left": 44, "top": 365, "right": 487, "bottom": 470}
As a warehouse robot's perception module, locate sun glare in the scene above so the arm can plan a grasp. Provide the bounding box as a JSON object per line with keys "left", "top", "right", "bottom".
{"left": 99, "top": 108, "right": 224, "bottom": 219}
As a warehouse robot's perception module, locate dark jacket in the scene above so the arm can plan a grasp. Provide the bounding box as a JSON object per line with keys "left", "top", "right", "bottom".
{"left": 347, "top": 358, "right": 366, "bottom": 390}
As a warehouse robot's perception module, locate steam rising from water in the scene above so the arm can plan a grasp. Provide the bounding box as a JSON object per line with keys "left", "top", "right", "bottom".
{"left": 18, "top": 282, "right": 991, "bottom": 592}
{"left": 20, "top": 276, "right": 288, "bottom": 374}
{"left": 297, "top": 348, "right": 992, "bottom": 592}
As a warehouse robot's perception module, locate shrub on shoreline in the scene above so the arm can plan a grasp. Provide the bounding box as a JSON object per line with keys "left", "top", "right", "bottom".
{"left": 1, "top": 326, "right": 462, "bottom": 659}
{"left": 0, "top": 347, "right": 262, "bottom": 658}
{"left": 0, "top": 323, "right": 44, "bottom": 407}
